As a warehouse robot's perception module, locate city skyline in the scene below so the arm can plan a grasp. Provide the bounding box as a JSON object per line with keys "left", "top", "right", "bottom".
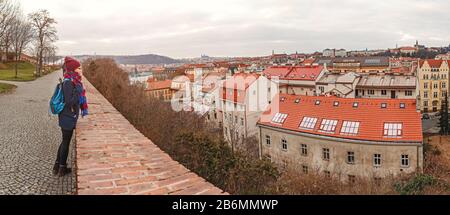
{"left": 21, "top": 0, "right": 450, "bottom": 58}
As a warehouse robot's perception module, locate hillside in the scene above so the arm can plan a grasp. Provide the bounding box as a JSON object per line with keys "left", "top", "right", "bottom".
{"left": 75, "top": 54, "right": 180, "bottom": 65}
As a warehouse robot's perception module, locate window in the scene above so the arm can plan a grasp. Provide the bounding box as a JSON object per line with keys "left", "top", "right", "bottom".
{"left": 368, "top": 90, "right": 375, "bottom": 95}
{"left": 301, "top": 144, "right": 308, "bottom": 156}
{"left": 323, "top": 148, "right": 330, "bottom": 161}
{"left": 424, "top": 101, "right": 428, "bottom": 107}
{"left": 320, "top": 119, "right": 338, "bottom": 133}
{"left": 443, "top": 82, "right": 447, "bottom": 89}
{"left": 347, "top": 151, "right": 355, "bottom": 164}
{"left": 373, "top": 154, "right": 381, "bottom": 167}
{"left": 295, "top": 98, "right": 300, "bottom": 104}
{"left": 433, "top": 92, "right": 438, "bottom": 98}
{"left": 280, "top": 97, "right": 286, "bottom": 102}
{"left": 281, "top": 139, "right": 288, "bottom": 151}
{"left": 333, "top": 101, "right": 340, "bottom": 107}
{"left": 315, "top": 100, "right": 321, "bottom": 105}
{"left": 265, "top": 135, "right": 271, "bottom": 146}
{"left": 214, "top": 112, "right": 217, "bottom": 119}
{"left": 235, "top": 131, "right": 239, "bottom": 139}
{"left": 424, "top": 91, "right": 428, "bottom": 98}
{"left": 299, "top": 117, "right": 318, "bottom": 129}
{"left": 381, "top": 90, "right": 387, "bottom": 95}
{"left": 240, "top": 118, "right": 244, "bottom": 126}
{"left": 324, "top": 171, "right": 331, "bottom": 178}
{"left": 302, "top": 165, "right": 308, "bottom": 174}
{"left": 381, "top": 103, "right": 387, "bottom": 109}
{"left": 405, "top": 91, "right": 413, "bottom": 96}
{"left": 319, "top": 86, "right": 325, "bottom": 93}
{"left": 424, "top": 83, "right": 428, "bottom": 89}
{"left": 353, "top": 102, "right": 359, "bottom": 108}
{"left": 383, "top": 123, "right": 403, "bottom": 137}
{"left": 348, "top": 175, "right": 356, "bottom": 184}
{"left": 401, "top": 154, "right": 409, "bottom": 167}
{"left": 234, "top": 116, "right": 238, "bottom": 124}
{"left": 400, "top": 103, "right": 406, "bottom": 109}
{"left": 340, "top": 121, "right": 360, "bottom": 135}
{"left": 434, "top": 83, "right": 438, "bottom": 89}
{"left": 272, "top": 113, "right": 288, "bottom": 124}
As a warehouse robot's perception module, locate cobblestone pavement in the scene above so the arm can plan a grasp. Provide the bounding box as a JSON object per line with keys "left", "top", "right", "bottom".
{"left": 0, "top": 71, "right": 76, "bottom": 195}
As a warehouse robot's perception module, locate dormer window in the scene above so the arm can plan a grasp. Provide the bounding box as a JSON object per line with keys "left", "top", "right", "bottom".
{"left": 381, "top": 103, "right": 387, "bottom": 109}
{"left": 400, "top": 103, "right": 406, "bottom": 109}
{"left": 319, "top": 119, "right": 338, "bottom": 133}
{"left": 333, "top": 101, "right": 339, "bottom": 107}
{"left": 353, "top": 102, "right": 359, "bottom": 108}
{"left": 315, "top": 100, "right": 321, "bottom": 105}
{"left": 280, "top": 97, "right": 286, "bottom": 102}
{"left": 272, "top": 113, "right": 288, "bottom": 124}
{"left": 383, "top": 123, "right": 403, "bottom": 138}
{"left": 295, "top": 98, "right": 300, "bottom": 104}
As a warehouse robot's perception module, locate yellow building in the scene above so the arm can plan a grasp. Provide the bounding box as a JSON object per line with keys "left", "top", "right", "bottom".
{"left": 418, "top": 60, "right": 449, "bottom": 112}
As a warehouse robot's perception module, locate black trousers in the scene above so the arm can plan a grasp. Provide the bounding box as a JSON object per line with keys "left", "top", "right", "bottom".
{"left": 55, "top": 129, "right": 74, "bottom": 166}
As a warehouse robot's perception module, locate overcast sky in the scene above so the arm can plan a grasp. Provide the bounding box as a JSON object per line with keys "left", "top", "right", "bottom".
{"left": 20, "top": 0, "right": 450, "bottom": 58}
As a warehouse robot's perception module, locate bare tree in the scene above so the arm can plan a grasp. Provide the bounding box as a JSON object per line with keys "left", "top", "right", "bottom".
{"left": 10, "top": 17, "right": 32, "bottom": 78}
{"left": 28, "top": 9, "right": 57, "bottom": 77}
{"left": 0, "top": 0, "right": 19, "bottom": 62}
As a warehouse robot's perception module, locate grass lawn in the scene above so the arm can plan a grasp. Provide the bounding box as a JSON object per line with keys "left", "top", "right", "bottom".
{"left": 0, "top": 62, "right": 37, "bottom": 81}
{"left": 0, "top": 83, "right": 17, "bottom": 94}
{"left": 0, "top": 62, "right": 58, "bottom": 82}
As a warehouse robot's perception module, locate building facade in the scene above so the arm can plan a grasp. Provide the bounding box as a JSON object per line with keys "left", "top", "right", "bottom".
{"left": 257, "top": 94, "right": 423, "bottom": 182}
{"left": 417, "top": 59, "right": 450, "bottom": 112}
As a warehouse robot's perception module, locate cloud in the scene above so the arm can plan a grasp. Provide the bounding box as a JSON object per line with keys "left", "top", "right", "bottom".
{"left": 20, "top": 0, "right": 450, "bottom": 58}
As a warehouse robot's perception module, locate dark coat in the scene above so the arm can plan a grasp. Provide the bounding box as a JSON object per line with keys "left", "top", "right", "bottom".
{"left": 58, "top": 80, "right": 80, "bottom": 130}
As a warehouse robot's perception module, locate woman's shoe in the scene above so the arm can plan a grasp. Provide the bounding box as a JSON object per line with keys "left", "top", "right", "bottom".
{"left": 52, "top": 163, "right": 59, "bottom": 175}
{"left": 58, "top": 166, "right": 72, "bottom": 177}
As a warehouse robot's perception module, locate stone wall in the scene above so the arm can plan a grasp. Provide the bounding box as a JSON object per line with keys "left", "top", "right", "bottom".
{"left": 75, "top": 77, "right": 226, "bottom": 195}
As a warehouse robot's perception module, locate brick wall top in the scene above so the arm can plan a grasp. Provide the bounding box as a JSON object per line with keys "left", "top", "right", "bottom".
{"left": 75, "top": 77, "right": 226, "bottom": 195}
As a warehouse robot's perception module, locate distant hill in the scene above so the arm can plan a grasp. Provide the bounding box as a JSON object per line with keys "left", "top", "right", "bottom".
{"left": 74, "top": 54, "right": 181, "bottom": 65}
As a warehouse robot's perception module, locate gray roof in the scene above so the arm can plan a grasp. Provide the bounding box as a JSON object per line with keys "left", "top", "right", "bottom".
{"left": 314, "top": 56, "right": 389, "bottom": 67}
{"left": 357, "top": 75, "right": 416, "bottom": 88}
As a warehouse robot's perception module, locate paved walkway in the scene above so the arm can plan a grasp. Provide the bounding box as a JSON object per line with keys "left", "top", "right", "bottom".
{"left": 0, "top": 71, "right": 76, "bottom": 195}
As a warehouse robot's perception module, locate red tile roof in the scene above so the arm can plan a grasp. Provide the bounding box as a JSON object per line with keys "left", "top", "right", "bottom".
{"left": 284, "top": 66, "right": 324, "bottom": 80}
{"left": 419, "top": 59, "right": 444, "bottom": 68}
{"left": 301, "top": 58, "right": 315, "bottom": 65}
{"left": 263, "top": 65, "right": 324, "bottom": 81}
{"left": 258, "top": 94, "right": 422, "bottom": 143}
{"left": 399, "top": 47, "right": 417, "bottom": 51}
{"left": 263, "top": 66, "right": 293, "bottom": 79}
{"left": 146, "top": 79, "right": 172, "bottom": 91}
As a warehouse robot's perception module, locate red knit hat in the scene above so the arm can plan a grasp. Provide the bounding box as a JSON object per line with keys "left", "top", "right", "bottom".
{"left": 64, "top": 57, "right": 81, "bottom": 72}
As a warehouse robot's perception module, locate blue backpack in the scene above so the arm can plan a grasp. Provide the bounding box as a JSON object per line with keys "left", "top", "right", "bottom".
{"left": 49, "top": 78, "right": 71, "bottom": 115}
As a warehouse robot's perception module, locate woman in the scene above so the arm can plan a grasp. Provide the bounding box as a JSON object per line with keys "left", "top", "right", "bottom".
{"left": 53, "top": 57, "right": 89, "bottom": 177}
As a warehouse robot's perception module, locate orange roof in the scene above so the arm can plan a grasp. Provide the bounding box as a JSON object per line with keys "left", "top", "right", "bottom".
{"left": 419, "top": 59, "right": 444, "bottom": 68}
{"left": 221, "top": 73, "right": 260, "bottom": 103}
{"left": 263, "top": 65, "right": 323, "bottom": 81}
{"left": 301, "top": 58, "right": 315, "bottom": 65}
{"left": 284, "top": 65, "right": 323, "bottom": 80}
{"left": 146, "top": 80, "right": 172, "bottom": 91}
{"left": 263, "top": 66, "right": 292, "bottom": 78}
{"left": 258, "top": 94, "right": 422, "bottom": 143}
{"left": 400, "top": 47, "right": 417, "bottom": 51}
{"left": 390, "top": 66, "right": 414, "bottom": 74}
